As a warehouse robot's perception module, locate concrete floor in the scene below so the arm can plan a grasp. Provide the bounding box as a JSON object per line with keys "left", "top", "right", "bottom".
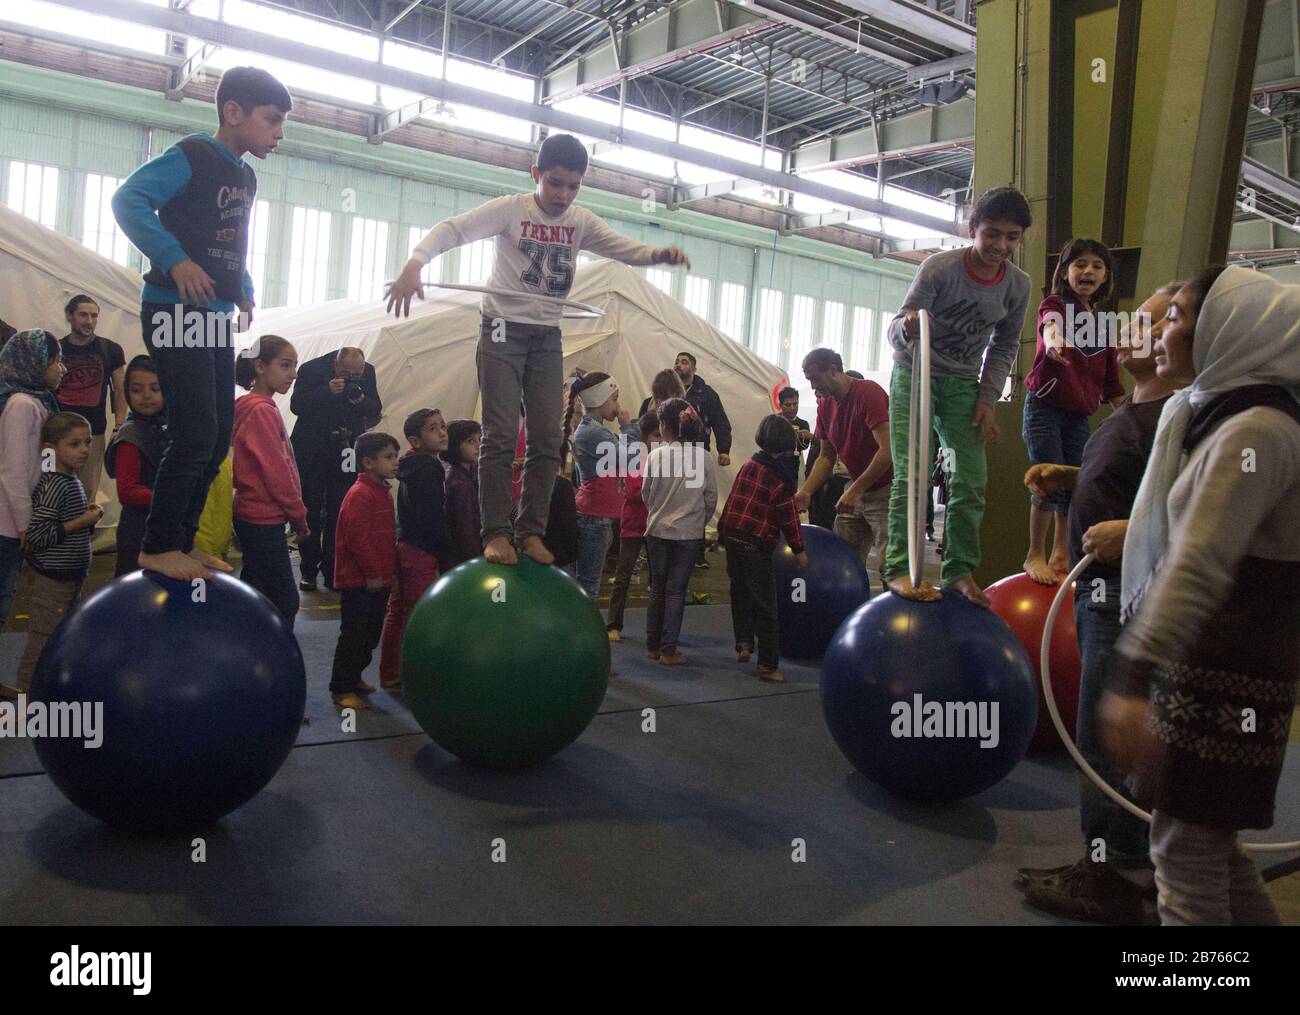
{"left": 1, "top": 531, "right": 1297, "bottom": 925}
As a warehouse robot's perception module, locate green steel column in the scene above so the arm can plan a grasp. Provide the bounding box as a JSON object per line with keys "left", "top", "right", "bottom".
{"left": 969, "top": 0, "right": 1263, "bottom": 587}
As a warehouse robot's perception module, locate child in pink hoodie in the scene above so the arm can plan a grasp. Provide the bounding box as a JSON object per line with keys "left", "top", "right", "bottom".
{"left": 233, "top": 335, "right": 308, "bottom": 628}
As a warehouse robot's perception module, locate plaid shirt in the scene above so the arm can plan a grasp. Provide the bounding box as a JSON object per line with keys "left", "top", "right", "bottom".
{"left": 718, "top": 457, "right": 803, "bottom": 553}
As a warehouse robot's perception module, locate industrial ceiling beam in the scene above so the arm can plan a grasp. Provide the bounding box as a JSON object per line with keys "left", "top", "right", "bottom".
{"left": 1242, "top": 153, "right": 1300, "bottom": 206}
{"left": 0, "top": 16, "right": 183, "bottom": 66}
{"left": 745, "top": 0, "right": 915, "bottom": 69}
{"left": 905, "top": 51, "right": 975, "bottom": 82}
{"left": 383, "top": 0, "right": 424, "bottom": 34}
{"left": 493, "top": 1, "right": 590, "bottom": 65}
{"left": 166, "top": 40, "right": 219, "bottom": 100}
{"left": 55, "top": 0, "right": 961, "bottom": 235}
{"left": 792, "top": 98, "right": 975, "bottom": 172}
{"left": 682, "top": 79, "right": 766, "bottom": 116}
{"left": 544, "top": 0, "right": 778, "bottom": 105}
{"left": 784, "top": 208, "right": 887, "bottom": 233}
{"left": 836, "top": 0, "right": 975, "bottom": 53}
{"left": 690, "top": 49, "right": 877, "bottom": 124}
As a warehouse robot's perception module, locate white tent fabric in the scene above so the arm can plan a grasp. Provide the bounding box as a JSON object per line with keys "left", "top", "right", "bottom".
{"left": 249, "top": 260, "right": 791, "bottom": 510}
{"left": 0, "top": 202, "right": 146, "bottom": 351}
{"left": 0, "top": 197, "right": 791, "bottom": 541}
{"left": 0, "top": 202, "right": 148, "bottom": 541}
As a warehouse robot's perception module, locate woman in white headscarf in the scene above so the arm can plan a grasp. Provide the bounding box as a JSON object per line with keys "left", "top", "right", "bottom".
{"left": 1099, "top": 265, "right": 1300, "bottom": 926}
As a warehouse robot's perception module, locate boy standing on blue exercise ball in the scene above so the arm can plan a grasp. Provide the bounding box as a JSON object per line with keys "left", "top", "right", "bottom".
{"left": 883, "top": 186, "right": 1033, "bottom": 608}
{"left": 387, "top": 133, "right": 689, "bottom": 569}
{"left": 113, "top": 66, "right": 292, "bottom": 582}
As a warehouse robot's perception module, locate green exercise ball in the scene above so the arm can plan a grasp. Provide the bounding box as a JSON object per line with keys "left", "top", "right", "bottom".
{"left": 401, "top": 557, "right": 610, "bottom": 768}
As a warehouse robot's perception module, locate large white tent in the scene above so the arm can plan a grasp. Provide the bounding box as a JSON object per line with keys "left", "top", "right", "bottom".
{"left": 1, "top": 196, "right": 791, "bottom": 540}
{"left": 249, "top": 260, "right": 791, "bottom": 507}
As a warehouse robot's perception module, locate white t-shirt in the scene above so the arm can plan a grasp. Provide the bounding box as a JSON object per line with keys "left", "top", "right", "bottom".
{"left": 412, "top": 193, "right": 661, "bottom": 326}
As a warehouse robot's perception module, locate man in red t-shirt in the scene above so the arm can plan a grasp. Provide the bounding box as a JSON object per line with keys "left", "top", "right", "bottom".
{"left": 59, "top": 295, "right": 127, "bottom": 509}
{"left": 795, "top": 348, "right": 892, "bottom": 582}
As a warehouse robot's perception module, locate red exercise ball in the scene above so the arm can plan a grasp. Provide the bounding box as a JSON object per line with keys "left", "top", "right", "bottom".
{"left": 985, "top": 572, "right": 1081, "bottom": 752}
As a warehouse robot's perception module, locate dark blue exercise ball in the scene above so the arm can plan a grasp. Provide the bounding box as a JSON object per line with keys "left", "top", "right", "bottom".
{"left": 821, "top": 590, "right": 1038, "bottom": 801}
{"left": 31, "top": 571, "right": 306, "bottom": 833}
{"left": 773, "top": 524, "right": 869, "bottom": 659}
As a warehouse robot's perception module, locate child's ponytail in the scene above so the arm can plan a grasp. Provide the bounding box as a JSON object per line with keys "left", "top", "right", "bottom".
{"left": 559, "top": 371, "right": 584, "bottom": 472}
{"left": 235, "top": 335, "right": 294, "bottom": 390}
{"left": 657, "top": 397, "right": 704, "bottom": 443}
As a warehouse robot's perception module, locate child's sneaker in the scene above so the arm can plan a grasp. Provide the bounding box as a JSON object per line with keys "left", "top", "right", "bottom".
{"left": 755, "top": 664, "right": 783, "bottom": 683}
{"left": 659, "top": 651, "right": 687, "bottom": 666}
{"left": 646, "top": 647, "right": 660, "bottom": 660}
{"left": 332, "top": 692, "right": 369, "bottom": 710}
{"left": 736, "top": 644, "right": 752, "bottom": 662}
{"left": 608, "top": 628, "right": 621, "bottom": 643}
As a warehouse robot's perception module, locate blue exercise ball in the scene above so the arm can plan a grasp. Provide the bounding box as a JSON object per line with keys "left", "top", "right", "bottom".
{"left": 821, "top": 590, "right": 1038, "bottom": 801}
{"left": 31, "top": 571, "right": 306, "bottom": 833}
{"left": 773, "top": 524, "right": 870, "bottom": 659}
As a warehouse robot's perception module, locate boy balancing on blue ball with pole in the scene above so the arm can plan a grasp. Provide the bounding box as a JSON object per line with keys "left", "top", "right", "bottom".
{"left": 386, "top": 133, "right": 689, "bottom": 568}
{"left": 883, "top": 186, "right": 1033, "bottom": 608}
{"left": 113, "top": 66, "right": 292, "bottom": 582}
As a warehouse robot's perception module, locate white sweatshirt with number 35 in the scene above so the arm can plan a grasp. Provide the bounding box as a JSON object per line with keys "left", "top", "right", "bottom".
{"left": 411, "top": 193, "right": 662, "bottom": 326}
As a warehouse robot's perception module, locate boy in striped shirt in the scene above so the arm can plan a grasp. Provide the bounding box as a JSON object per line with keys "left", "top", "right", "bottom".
{"left": 15, "top": 413, "right": 102, "bottom": 691}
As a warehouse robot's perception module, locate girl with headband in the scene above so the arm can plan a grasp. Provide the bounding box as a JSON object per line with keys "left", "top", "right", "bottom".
{"left": 562, "top": 372, "right": 640, "bottom": 599}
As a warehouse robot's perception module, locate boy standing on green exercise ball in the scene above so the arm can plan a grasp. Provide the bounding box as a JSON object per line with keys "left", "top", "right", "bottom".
{"left": 387, "top": 134, "right": 689, "bottom": 570}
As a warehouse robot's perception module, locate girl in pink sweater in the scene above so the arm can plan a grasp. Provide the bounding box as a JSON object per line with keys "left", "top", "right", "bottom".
{"left": 233, "top": 336, "right": 308, "bottom": 628}
{"left": 1022, "top": 238, "right": 1126, "bottom": 583}
{"left": 0, "top": 330, "right": 64, "bottom": 647}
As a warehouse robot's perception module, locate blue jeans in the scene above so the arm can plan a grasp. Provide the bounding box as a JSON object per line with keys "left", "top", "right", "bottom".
{"left": 1075, "top": 584, "right": 1150, "bottom": 864}
{"left": 1022, "top": 394, "right": 1090, "bottom": 513}
{"left": 142, "top": 302, "right": 236, "bottom": 555}
{"left": 646, "top": 536, "right": 702, "bottom": 655}
{"left": 235, "top": 519, "right": 299, "bottom": 629}
{"left": 575, "top": 513, "right": 613, "bottom": 598}
{"left": 0, "top": 534, "right": 22, "bottom": 633}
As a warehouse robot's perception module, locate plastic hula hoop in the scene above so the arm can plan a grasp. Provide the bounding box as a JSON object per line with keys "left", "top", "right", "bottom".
{"left": 388, "top": 280, "right": 604, "bottom": 319}
{"left": 906, "top": 309, "right": 932, "bottom": 588}
{"left": 1042, "top": 553, "right": 1300, "bottom": 853}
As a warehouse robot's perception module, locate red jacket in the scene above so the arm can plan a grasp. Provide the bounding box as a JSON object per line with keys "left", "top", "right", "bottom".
{"left": 333, "top": 473, "right": 396, "bottom": 589}
{"left": 112, "top": 443, "right": 153, "bottom": 508}
{"left": 620, "top": 471, "right": 648, "bottom": 539}
{"left": 232, "top": 393, "right": 307, "bottom": 531}
{"left": 1024, "top": 295, "right": 1126, "bottom": 416}
{"left": 718, "top": 457, "right": 804, "bottom": 553}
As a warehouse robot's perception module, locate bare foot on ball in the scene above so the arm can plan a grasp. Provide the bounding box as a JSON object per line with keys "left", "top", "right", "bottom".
{"left": 886, "top": 575, "right": 942, "bottom": 602}
{"left": 1023, "top": 554, "right": 1059, "bottom": 585}
{"left": 946, "top": 574, "right": 990, "bottom": 608}
{"left": 518, "top": 535, "right": 554, "bottom": 565}
{"left": 188, "top": 547, "right": 233, "bottom": 573}
{"left": 1048, "top": 551, "right": 1071, "bottom": 576}
{"left": 483, "top": 535, "right": 518, "bottom": 565}
{"left": 139, "top": 549, "right": 211, "bottom": 581}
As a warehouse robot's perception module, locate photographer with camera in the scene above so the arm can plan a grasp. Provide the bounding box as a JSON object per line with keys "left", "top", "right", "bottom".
{"left": 290, "top": 346, "right": 382, "bottom": 590}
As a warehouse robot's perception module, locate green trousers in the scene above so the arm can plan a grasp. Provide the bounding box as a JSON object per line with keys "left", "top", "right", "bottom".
{"left": 884, "top": 367, "right": 987, "bottom": 585}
